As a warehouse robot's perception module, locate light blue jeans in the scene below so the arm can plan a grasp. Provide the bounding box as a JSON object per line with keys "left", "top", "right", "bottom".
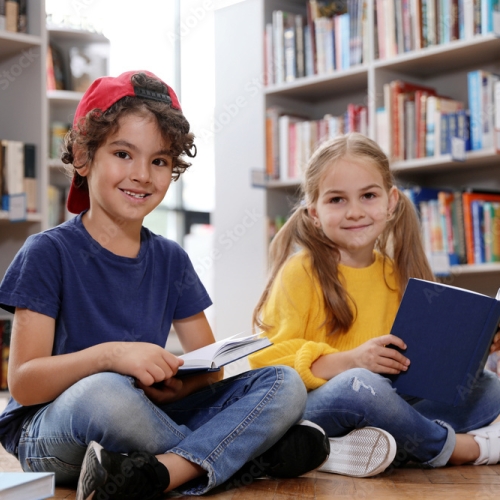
{"left": 17, "top": 367, "right": 306, "bottom": 495}
{"left": 303, "top": 368, "right": 500, "bottom": 468}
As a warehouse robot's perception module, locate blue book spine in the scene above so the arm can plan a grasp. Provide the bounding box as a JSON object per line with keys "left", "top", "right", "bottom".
{"left": 482, "top": 0, "right": 493, "bottom": 33}
{"left": 457, "top": 109, "right": 472, "bottom": 151}
{"left": 440, "top": 113, "right": 449, "bottom": 154}
{"left": 458, "top": 0, "right": 465, "bottom": 39}
{"left": 448, "top": 112, "right": 458, "bottom": 153}
{"left": 472, "top": 200, "right": 485, "bottom": 264}
{"left": 341, "top": 14, "right": 350, "bottom": 69}
{"left": 468, "top": 71, "right": 482, "bottom": 150}
{"left": 442, "top": 0, "right": 450, "bottom": 43}
{"left": 331, "top": 19, "right": 336, "bottom": 71}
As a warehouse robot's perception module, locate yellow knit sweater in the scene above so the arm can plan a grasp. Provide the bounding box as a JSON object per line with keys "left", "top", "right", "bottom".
{"left": 249, "top": 251, "right": 400, "bottom": 390}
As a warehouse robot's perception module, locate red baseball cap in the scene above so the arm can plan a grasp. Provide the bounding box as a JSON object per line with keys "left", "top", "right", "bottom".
{"left": 66, "top": 70, "right": 182, "bottom": 214}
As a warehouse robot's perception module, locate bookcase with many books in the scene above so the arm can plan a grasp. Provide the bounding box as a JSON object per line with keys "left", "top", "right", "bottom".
{"left": 214, "top": 0, "right": 500, "bottom": 336}
{"left": 0, "top": 0, "right": 46, "bottom": 282}
{"left": 0, "top": 2, "right": 109, "bottom": 390}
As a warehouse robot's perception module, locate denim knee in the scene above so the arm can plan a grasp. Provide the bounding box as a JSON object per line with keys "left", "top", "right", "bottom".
{"left": 256, "top": 366, "right": 307, "bottom": 424}
{"left": 56, "top": 372, "right": 146, "bottom": 436}
{"left": 327, "top": 368, "right": 393, "bottom": 409}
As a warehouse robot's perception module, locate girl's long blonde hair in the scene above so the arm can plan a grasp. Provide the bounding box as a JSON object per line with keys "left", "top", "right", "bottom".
{"left": 253, "top": 133, "right": 435, "bottom": 335}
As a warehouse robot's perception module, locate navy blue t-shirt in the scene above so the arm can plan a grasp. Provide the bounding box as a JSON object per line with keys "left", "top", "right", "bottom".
{"left": 0, "top": 213, "right": 212, "bottom": 454}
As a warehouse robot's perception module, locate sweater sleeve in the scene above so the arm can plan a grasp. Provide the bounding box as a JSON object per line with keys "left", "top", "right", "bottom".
{"left": 249, "top": 255, "right": 338, "bottom": 390}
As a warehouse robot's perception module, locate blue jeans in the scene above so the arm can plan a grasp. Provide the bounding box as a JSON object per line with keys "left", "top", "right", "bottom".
{"left": 17, "top": 367, "right": 306, "bottom": 495}
{"left": 303, "top": 368, "right": 500, "bottom": 467}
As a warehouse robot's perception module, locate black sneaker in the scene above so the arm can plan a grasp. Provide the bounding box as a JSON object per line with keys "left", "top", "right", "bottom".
{"left": 261, "top": 420, "right": 330, "bottom": 478}
{"left": 76, "top": 441, "right": 170, "bottom": 500}
{"left": 227, "top": 419, "right": 330, "bottom": 488}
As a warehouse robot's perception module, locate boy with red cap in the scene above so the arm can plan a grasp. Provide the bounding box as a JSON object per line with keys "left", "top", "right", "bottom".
{"left": 0, "top": 71, "right": 329, "bottom": 499}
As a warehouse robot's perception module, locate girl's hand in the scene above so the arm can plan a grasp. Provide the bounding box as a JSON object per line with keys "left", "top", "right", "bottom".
{"left": 490, "top": 330, "right": 500, "bottom": 353}
{"left": 351, "top": 334, "right": 410, "bottom": 374}
{"left": 103, "top": 342, "right": 184, "bottom": 386}
{"left": 136, "top": 377, "right": 185, "bottom": 405}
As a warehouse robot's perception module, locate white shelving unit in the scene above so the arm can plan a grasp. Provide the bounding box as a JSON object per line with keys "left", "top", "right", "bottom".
{"left": 213, "top": 0, "right": 500, "bottom": 336}
{"left": 0, "top": 0, "right": 46, "bottom": 276}
{"left": 0, "top": 3, "right": 110, "bottom": 282}
{"left": 47, "top": 27, "right": 109, "bottom": 219}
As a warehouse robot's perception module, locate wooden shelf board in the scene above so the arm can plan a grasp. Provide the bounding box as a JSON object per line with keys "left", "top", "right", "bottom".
{"left": 264, "top": 65, "right": 368, "bottom": 101}
{"left": 47, "top": 26, "right": 108, "bottom": 43}
{"left": 392, "top": 148, "right": 500, "bottom": 174}
{"left": 47, "top": 90, "right": 85, "bottom": 104}
{"left": 451, "top": 263, "right": 500, "bottom": 274}
{"left": 374, "top": 35, "right": 500, "bottom": 77}
{"left": 0, "top": 211, "right": 42, "bottom": 223}
{"left": 0, "top": 31, "right": 42, "bottom": 61}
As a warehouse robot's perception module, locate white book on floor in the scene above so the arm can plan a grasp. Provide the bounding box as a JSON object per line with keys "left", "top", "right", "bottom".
{"left": 0, "top": 472, "right": 55, "bottom": 500}
{"left": 177, "top": 332, "right": 271, "bottom": 375}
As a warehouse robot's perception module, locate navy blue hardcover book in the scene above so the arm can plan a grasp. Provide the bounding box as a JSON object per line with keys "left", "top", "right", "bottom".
{"left": 389, "top": 278, "right": 500, "bottom": 406}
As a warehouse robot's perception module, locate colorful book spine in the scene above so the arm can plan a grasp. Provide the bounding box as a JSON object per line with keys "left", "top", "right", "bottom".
{"left": 468, "top": 70, "right": 482, "bottom": 150}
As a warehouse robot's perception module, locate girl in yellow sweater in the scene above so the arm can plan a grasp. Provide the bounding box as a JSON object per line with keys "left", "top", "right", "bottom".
{"left": 250, "top": 133, "right": 500, "bottom": 477}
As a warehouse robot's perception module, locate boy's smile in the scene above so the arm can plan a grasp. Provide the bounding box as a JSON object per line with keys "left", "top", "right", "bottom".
{"left": 309, "top": 157, "right": 398, "bottom": 267}
{"left": 80, "top": 112, "right": 173, "bottom": 230}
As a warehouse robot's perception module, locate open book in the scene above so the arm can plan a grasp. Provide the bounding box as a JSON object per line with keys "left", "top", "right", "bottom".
{"left": 177, "top": 332, "right": 272, "bottom": 375}
{"left": 389, "top": 278, "right": 500, "bottom": 406}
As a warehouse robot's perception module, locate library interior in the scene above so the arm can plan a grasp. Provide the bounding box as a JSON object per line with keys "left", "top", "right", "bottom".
{"left": 2, "top": 0, "right": 500, "bottom": 499}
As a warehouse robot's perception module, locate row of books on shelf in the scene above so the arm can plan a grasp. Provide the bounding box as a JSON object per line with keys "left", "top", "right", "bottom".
{"left": 0, "top": 140, "right": 36, "bottom": 213}
{"left": 47, "top": 42, "right": 108, "bottom": 93}
{"left": 266, "top": 1, "right": 367, "bottom": 85}
{"left": 265, "top": 1, "right": 500, "bottom": 86}
{"left": 404, "top": 187, "right": 500, "bottom": 274}
{"left": 378, "top": 72, "right": 500, "bottom": 162}
{"left": 266, "top": 71, "right": 500, "bottom": 181}
{"left": 375, "top": 0, "right": 500, "bottom": 60}
{"left": 0, "top": 318, "right": 11, "bottom": 391}
{"left": 266, "top": 103, "right": 368, "bottom": 180}
{"left": 267, "top": 187, "right": 500, "bottom": 275}
{"left": 0, "top": 0, "right": 27, "bottom": 33}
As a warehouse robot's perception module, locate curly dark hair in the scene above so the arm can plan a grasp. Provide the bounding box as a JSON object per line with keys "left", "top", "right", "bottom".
{"left": 61, "top": 72, "right": 196, "bottom": 189}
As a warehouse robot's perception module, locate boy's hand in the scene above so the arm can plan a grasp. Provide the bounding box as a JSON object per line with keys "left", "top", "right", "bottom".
{"left": 105, "top": 342, "right": 184, "bottom": 385}
{"left": 136, "top": 377, "right": 185, "bottom": 404}
{"left": 352, "top": 334, "right": 410, "bottom": 374}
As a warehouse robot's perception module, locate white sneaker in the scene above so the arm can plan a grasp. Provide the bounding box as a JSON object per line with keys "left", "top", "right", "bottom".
{"left": 318, "top": 427, "right": 396, "bottom": 477}
{"left": 467, "top": 421, "right": 500, "bottom": 465}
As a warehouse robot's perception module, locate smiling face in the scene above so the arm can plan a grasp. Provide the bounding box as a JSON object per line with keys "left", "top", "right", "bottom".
{"left": 308, "top": 156, "right": 398, "bottom": 267}
{"left": 79, "top": 112, "right": 173, "bottom": 228}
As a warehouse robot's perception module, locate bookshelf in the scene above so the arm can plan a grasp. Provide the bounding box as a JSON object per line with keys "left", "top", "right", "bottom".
{"left": 0, "top": 0, "right": 46, "bottom": 276}
{"left": 47, "top": 26, "right": 109, "bottom": 227}
{"left": 213, "top": 0, "right": 500, "bottom": 336}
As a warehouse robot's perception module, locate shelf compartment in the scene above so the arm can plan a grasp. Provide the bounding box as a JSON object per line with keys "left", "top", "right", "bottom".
{"left": 0, "top": 31, "right": 42, "bottom": 61}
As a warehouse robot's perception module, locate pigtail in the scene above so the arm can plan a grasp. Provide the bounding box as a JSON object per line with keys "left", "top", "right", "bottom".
{"left": 378, "top": 189, "right": 435, "bottom": 296}
{"left": 253, "top": 202, "right": 355, "bottom": 334}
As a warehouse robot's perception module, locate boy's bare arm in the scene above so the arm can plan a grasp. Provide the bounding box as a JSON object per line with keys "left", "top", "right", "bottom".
{"left": 9, "top": 308, "right": 184, "bottom": 406}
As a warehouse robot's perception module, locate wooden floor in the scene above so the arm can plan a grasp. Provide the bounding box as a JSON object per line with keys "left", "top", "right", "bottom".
{"left": 2, "top": 442, "right": 500, "bottom": 499}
